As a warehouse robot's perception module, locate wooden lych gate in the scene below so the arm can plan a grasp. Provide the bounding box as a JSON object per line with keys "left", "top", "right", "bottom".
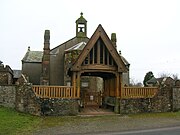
{"left": 32, "top": 25, "right": 159, "bottom": 108}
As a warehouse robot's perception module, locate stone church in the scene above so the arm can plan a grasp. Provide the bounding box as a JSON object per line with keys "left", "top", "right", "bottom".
{"left": 22, "top": 13, "right": 130, "bottom": 93}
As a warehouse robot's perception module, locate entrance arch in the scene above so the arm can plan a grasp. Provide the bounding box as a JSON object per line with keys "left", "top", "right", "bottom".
{"left": 69, "top": 25, "right": 129, "bottom": 113}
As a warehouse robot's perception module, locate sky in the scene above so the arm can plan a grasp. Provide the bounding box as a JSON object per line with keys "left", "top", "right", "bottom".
{"left": 1, "top": 0, "right": 180, "bottom": 83}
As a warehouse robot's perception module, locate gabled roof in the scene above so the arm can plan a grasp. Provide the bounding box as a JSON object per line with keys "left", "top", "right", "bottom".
{"left": 22, "top": 50, "right": 43, "bottom": 63}
{"left": 72, "top": 24, "right": 128, "bottom": 73}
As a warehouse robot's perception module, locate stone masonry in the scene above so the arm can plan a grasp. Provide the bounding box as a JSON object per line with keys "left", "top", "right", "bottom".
{"left": 119, "top": 86, "right": 172, "bottom": 114}
{"left": 0, "top": 85, "right": 16, "bottom": 108}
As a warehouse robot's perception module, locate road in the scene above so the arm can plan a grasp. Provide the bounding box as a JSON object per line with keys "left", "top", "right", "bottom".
{"left": 88, "top": 126, "right": 180, "bottom": 135}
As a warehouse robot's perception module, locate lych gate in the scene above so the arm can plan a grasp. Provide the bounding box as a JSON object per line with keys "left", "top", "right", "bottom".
{"left": 33, "top": 25, "right": 158, "bottom": 112}
{"left": 69, "top": 24, "right": 127, "bottom": 109}
{"left": 21, "top": 13, "right": 159, "bottom": 115}
{"left": 32, "top": 24, "right": 158, "bottom": 114}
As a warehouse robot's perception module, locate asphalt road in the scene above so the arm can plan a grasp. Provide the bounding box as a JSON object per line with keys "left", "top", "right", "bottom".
{"left": 88, "top": 126, "right": 180, "bottom": 135}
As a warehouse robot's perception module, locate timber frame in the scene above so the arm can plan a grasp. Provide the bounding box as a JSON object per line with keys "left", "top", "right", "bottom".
{"left": 70, "top": 24, "right": 128, "bottom": 99}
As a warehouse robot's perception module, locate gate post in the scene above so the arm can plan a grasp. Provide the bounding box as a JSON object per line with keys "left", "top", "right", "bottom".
{"left": 114, "top": 97, "right": 120, "bottom": 113}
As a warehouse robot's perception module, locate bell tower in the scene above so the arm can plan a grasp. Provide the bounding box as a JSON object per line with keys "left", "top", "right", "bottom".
{"left": 76, "top": 12, "right": 87, "bottom": 38}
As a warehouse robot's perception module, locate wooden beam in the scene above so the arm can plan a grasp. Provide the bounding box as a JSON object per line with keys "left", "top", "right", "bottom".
{"left": 97, "top": 40, "right": 100, "bottom": 64}
{"left": 107, "top": 51, "right": 109, "bottom": 65}
{"left": 88, "top": 53, "right": 90, "bottom": 65}
{"left": 93, "top": 47, "right": 95, "bottom": 64}
{"left": 103, "top": 45, "right": 105, "bottom": 65}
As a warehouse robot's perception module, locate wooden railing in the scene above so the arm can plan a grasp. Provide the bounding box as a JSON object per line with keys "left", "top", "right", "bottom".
{"left": 32, "top": 85, "right": 78, "bottom": 98}
{"left": 121, "top": 87, "right": 158, "bottom": 99}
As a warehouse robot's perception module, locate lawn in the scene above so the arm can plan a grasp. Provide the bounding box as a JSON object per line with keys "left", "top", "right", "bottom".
{"left": 1, "top": 106, "right": 180, "bottom": 135}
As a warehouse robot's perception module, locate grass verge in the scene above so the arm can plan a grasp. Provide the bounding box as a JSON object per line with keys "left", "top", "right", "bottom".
{"left": 1, "top": 106, "right": 180, "bottom": 135}
{"left": 0, "top": 107, "right": 40, "bottom": 135}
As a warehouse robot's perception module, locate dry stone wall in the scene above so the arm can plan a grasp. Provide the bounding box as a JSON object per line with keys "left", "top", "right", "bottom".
{"left": 0, "top": 85, "right": 16, "bottom": 108}
{"left": 172, "top": 86, "right": 180, "bottom": 111}
{"left": 119, "top": 86, "right": 172, "bottom": 114}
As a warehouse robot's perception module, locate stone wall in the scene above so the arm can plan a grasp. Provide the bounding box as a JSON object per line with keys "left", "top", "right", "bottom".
{"left": 151, "top": 86, "right": 172, "bottom": 112}
{"left": 15, "top": 82, "right": 79, "bottom": 116}
{"left": 172, "top": 86, "right": 180, "bottom": 111}
{"left": 15, "top": 83, "right": 41, "bottom": 116}
{"left": 0, "top": 85, "right": 16, "bottom": 108}
{"left": 0, "top": 65, "right": 13, "bottom": 85}
{"left": 119, "top": 86, "right": 172, "bottom": 114}
{"left": 40, "top": 98, "right": 79, "bottom": 116}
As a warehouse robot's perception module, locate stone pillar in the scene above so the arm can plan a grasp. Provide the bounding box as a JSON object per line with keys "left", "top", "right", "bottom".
{"left": 111, "top": 33, "right": 117, "bottom": 49}
{"left": 41, "top": 30, "right": 50, "bottom": 85}
{"left": 114, "top": 97, "right": 120, "bottom": 113}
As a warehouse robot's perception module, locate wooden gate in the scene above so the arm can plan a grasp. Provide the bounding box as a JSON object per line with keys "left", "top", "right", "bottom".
{"left": 82, "top": 92, "right": 101, "bottom": 107}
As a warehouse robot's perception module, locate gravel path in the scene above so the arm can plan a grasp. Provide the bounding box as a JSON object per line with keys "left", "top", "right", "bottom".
{"left": 33, "top": 114, "right": 180, "bottom": 135}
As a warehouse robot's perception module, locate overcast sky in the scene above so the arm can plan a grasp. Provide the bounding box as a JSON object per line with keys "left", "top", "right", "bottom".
{"left": 1, "top": 0, "right": 180, "bottom": 82}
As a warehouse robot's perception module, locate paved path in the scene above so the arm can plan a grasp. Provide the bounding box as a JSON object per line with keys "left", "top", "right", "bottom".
{"left": 85, "top": 126, "right": 180, "bottom": 135}
{"left": 34, "top": 114, "right": 180, "bottom": 135}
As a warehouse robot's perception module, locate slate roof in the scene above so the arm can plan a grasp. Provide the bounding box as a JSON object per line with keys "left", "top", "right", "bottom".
{"left": 13, "top": 70, "right": 22, "bottom": 78}
{"left": 65, "top": 42, "right": 86, "bottom": 52}
{"left": 22, "top": 50, "right": 43, "bottom": 63}
{"left": 120, "top": 55, "right": 130, "bottom": 67}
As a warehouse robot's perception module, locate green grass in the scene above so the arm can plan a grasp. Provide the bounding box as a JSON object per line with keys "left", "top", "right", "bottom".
{"left": 0, "top": 107, "right": 41, "bottom": 135}
{"left": 1, "top": 106, "right": 180, "bottom": 135}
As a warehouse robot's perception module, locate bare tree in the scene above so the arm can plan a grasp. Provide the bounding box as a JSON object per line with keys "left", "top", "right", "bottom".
{"left": 172, "top": 73, "right": 179, "bottom": 81}
{"left": 158, "top": 72, "right": 179, "bottom": 81}
{"left": 130, "top": 78, "right": 143, "bottom": 87}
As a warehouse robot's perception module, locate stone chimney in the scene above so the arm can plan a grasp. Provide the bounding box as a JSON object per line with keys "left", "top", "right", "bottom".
{"left": 41, "top": 30, "right": 50, "bottom": 85}
{"left": 111, "top": 33, "right": 117, "bottom": 49}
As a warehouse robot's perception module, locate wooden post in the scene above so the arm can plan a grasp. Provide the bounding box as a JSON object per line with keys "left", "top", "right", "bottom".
{"left": 116, "top": 73, "right": 119, "bottom": 97}
{"left": 77, "top": 72, "right": 81, "bottom": 98}
{"left": 119, "top": 73, "right": 122, "bottom": 98}
{"left": 72, "top": 72, "right": 76, "bottom": 98}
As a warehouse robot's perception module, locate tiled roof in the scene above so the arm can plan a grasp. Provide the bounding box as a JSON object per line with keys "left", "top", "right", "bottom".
{"left": 22, "top": 51, "right": 43, "bottom": 63}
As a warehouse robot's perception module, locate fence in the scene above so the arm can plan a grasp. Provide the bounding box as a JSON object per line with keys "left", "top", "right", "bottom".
{"left": 32, "top": 85, "right": 158, "bottom": 99}
{"left": 32, "top": 85, "right": 77, "bottom": 98}
{"left": 121, "top": 87, "right": 158, "bottom": 99}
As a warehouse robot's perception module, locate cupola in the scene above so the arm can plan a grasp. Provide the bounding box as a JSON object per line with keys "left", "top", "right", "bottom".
{"left": 76, "top": 12, "right": 87, "bottom": 38}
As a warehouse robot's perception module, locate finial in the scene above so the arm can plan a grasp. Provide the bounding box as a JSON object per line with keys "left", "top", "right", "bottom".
{"left": 28, "top": 46, "right": 30, "bottom": 51}
{"left": 80, "top": 12, "right": 83, "bottom": 16}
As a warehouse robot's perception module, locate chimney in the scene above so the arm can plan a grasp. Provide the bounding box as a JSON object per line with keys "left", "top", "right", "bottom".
{"left": 111, "top": 33, "right": 117, "bottom": 49}
{"left": 41, "top": 30, "right": 50, "bottom": 85}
